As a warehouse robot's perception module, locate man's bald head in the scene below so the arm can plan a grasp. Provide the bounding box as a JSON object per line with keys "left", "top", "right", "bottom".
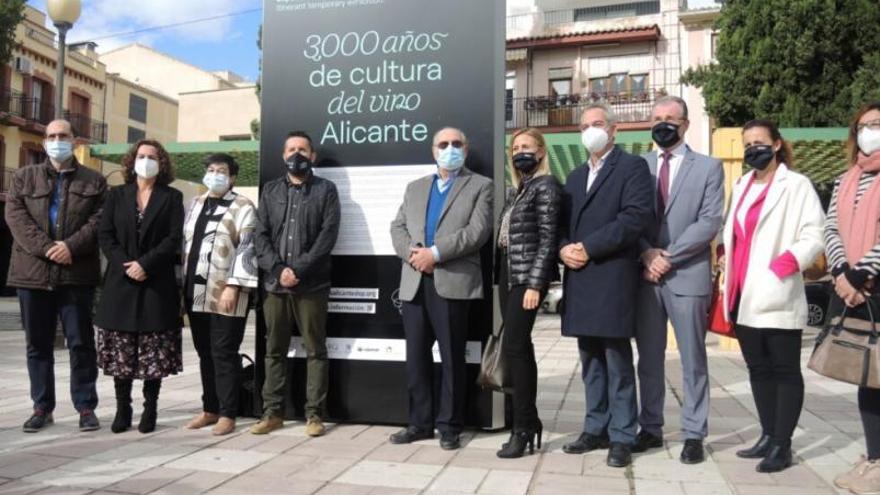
{"left": 45, "top": 120, "right": 73, "bottom": 140}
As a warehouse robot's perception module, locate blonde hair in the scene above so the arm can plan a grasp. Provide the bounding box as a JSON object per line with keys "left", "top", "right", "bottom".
{"left": 508, "top": 127, "right": 551, "bottom": 188}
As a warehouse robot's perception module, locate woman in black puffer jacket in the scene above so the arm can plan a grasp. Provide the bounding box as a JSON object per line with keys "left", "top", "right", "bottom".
{"left": 495, "top": 127, "right": 561, "bottom": 458}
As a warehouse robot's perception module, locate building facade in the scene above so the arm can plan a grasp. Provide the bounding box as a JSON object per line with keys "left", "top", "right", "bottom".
{"left": 104, "top": 74, "right": 179, "bottom": 146}
{"left": 100, "top": 44, "right": 258, "bottom": 144}
{"left": 505, "top": 0, "right": 719, "bottom": 153}
{"left": 0, "top": 6, "right": 110, "bottom": 186}
{"left": 177, "top": 86, "right": 259, "bottom": 142}
{"left": 99, "top": 44, "right": 245, "bottom": 101}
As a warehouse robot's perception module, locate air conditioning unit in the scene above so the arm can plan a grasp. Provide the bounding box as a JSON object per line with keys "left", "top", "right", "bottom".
{"left": 14, "top": 57, "right": 33, "bottom": 75}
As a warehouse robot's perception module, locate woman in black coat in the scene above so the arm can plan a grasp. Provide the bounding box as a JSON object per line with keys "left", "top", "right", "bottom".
{"left": 495, "top": 127, "right": 561, "bottom": 458}
{"left": 95, "top": 139, "right": 184, "bottom": 434}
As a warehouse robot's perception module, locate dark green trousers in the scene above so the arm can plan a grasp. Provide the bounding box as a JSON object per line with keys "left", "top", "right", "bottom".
{"left": 262, "top": 290, "right": 329, "bottom": 419}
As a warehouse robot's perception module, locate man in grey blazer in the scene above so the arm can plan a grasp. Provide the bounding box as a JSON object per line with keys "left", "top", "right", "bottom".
{"left": 634, "top": 96, "right": 725, "bottom": 464}
{"left": 388, "top": 127, "right": 493, "bottom": 450}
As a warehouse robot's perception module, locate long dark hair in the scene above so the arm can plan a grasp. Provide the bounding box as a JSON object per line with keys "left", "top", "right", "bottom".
{"left": 742, "top": 119, "right": 795, "bottom": 170}
{"left": 847, "top": 102, "right": 880, "bottom": 166}
{"left": 121, "top": 139, "right": 175, "bottom": 185}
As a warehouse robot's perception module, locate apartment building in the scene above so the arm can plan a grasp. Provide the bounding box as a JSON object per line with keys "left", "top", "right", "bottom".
{"left": 505, "top": 0, "right": 720, "bottom": 153}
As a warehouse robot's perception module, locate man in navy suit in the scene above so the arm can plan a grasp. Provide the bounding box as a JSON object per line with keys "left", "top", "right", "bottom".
{"left": 558, "top": 103, "right": 653, "bottom": 467}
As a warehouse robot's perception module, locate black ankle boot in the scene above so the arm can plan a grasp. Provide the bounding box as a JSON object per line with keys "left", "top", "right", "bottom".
{"left": 757, "top": 443, "right": 793, "bottom": 473}
{"left": 497, "top": 421, "right": 542, "bottom": 459}
{"left": 138, "top": 379, "right": 161, "bottom": 434}
{"left": 736, "top": 434, "right": 771, "bottom": 459}
{"left": 111, "top": 378, "right": 133, "bottom": 434}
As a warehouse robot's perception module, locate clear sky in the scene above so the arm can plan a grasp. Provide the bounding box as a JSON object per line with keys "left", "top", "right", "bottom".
{"left": 27, "top": 0, "right": 263, "bottom": 81}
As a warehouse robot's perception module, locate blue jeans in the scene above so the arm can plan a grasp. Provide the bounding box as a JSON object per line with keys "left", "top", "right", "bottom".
{"left": 18, "top": 287, "right": 98, "bottom": 413}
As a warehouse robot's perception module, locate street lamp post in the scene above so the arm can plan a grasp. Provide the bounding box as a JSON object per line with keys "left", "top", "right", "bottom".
{"left": 47, "top": 0, "right": 82, "bottom": 120}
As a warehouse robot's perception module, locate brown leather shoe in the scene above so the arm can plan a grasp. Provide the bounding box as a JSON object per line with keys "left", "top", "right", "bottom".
{"left": 186, "top": 412, "right": 219, "bottom": 430}
{"left": 250, "top": 415, "right": 283, "bottom": 435}
{"left": 305, "top": 416, "right": 326, "bottom": 437}
{"left": 212, "top": 417, "right": 236, "bottom": 436}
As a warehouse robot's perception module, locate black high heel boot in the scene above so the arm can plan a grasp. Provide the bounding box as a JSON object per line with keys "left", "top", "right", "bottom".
{"left": 138, "top": 379, "right": 161, "bottom": 434}
{"left": 736, "top": 435, "right": 771, "bottom": 459}
{"left": 111, "top": 378, "right": 133, "bottom": 434}
{"left": 497, "top": 420, "right": 543, "bottom": 458}
{"left": 757, "top": 443, "right": 793, "bottom": 473}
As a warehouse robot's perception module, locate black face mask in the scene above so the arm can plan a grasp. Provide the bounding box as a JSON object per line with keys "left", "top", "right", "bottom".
{"left": 512, "top": 152, "right": 540, "bottom": 174}
{"left": 651, "top": 122, "right": 682, "bottom": 149}
{"left": 744, "top": 145, "right": 775, "bottom": 170}
{"left": 285, "top": 153, "right": 312, "bottom": 177}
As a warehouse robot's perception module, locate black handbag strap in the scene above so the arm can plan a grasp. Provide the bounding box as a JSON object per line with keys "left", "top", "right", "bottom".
{"left": 492, "top": 323, "right": 504, "bottom": 339}
{"left": 837, "top": 296, "right": 880, "bottom": 341}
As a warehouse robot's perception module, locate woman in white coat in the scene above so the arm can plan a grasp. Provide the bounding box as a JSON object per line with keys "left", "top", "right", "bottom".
{"left": 721, "top": 119, "right": 824, "bottom": 473}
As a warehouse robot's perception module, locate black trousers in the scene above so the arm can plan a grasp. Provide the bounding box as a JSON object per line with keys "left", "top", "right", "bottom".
{"left": 188, "top": 309, "right": 248, "bottom": 418}
{"left": 401, "top": 276, "right": 470, "bottom": 434}
{"left": 18, "top": 287, "right": 98, "bottom": 413}
{"left": 735, "top": 325, "right": 804, "bottom": 448}
{"left": 498, "top": 255, "right": 542, "bottom": 431}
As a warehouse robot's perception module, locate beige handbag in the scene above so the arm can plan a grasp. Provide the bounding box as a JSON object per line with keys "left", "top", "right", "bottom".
{"left": 808, "top": 298, "right": 880, "bottom": 389}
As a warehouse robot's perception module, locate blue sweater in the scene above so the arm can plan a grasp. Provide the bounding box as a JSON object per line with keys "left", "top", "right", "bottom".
{"left": 425, "top": 177, "right": 451, "bottom": 248}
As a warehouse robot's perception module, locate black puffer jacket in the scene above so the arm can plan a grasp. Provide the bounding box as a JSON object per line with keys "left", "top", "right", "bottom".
{"left": 495, "top": 174, "right": 562, "bottom": 290}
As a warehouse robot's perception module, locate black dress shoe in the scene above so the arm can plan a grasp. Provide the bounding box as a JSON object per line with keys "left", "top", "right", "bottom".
{"left": 606, "top": 442, "right": 632, "bottom": 467}
{"left": 389, "top": 426, "right": 434, "bottom": 444}
{"left": 631, "top": 431, "right": 663, "bottom": 453}
{"left": 756, "top": 445, "right": 793, "bottom": 473}
{"left": 736, "top": 435, "right": 771, "bottom": 459}
{"left": 79, "top": 409, "right": 101, "bottom": 432}
{"left": 562, "top": 432, "right": 610, "bottom": 454}
{"left": 439, "top": 432, "right": 461, "bottom": 450}
{"left": 22, "top": 410, "right": 53, "bottom": 433}
{"left": 680, "top": 439, "right": 704, "bottom": 464}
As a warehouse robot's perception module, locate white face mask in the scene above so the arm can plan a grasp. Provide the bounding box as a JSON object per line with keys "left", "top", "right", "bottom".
{"left": 858, "top": 127, "right": 880, "bottom": 156}
{"left": 134, "top": 158, "right": 159, "bottom": 179}
{"left": 203, "top": 172, "right": 230, "bottom": 195}
{"left": 581, "top": 126, "right": 610, "bottom": 154}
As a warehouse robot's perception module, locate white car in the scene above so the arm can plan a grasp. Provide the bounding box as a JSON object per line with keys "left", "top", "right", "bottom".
{"left": 540, "top": 282, "right": 563, "bottom": 314}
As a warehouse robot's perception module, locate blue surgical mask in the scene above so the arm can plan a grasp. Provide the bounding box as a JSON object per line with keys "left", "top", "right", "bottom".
{"left": 437, "top": 146, "right": 465, "bottom": 171}
{"left": 203, "top": 172, "right": 230, "bottom": 195}
{"left": 45, "top": 140, "right": 73, "bottom": 162}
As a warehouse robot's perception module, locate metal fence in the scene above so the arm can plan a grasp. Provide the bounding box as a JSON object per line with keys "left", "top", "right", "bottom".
{"left": 505, "top": 92, "right": 654, "bottom": 129}
{"left": 65, "top": 112, "right": 108, "bottom": 144}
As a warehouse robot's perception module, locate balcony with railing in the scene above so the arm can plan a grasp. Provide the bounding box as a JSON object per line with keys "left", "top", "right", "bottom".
{"left": 0, "top": 87, "right": 26, "bottom": 117}
{"left": 505, "top": 90, "right": 657, "bottom": 130}
{"left": 1, "top": 89, "right": 106, "bottom": 142}
{"left": 21, "top": 97, "right": 54, "bottom": 126}
{"left": 64, "top": 111, "right": 108, "bottom": 144}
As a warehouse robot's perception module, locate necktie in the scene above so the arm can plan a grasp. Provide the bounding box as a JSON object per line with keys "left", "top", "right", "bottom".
{"left": 657, "top": 152, "right": 671, "bottom": 217}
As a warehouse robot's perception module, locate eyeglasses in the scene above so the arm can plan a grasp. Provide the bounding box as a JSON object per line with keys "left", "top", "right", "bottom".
{"left": 858, "top": 120, "right": 880, "bottom": 132}
{"left": 434, "top": 140, "right": 464, "bottom": 150}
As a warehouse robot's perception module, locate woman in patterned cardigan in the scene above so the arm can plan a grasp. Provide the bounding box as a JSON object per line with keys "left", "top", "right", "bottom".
{"left": 182, "top": 153, "right": 259, "bottom": 435}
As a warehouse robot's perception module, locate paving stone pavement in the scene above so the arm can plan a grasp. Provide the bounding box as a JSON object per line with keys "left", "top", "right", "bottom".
{"left": 0, "top": 312, "right": 863, "bottom": 494}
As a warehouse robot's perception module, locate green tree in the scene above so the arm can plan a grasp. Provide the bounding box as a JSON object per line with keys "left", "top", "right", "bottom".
{"left": 0, "top": 0, "right": 25, "bottom": 66}
{"left": 682, "top": 0, "right": 880, "bottom": 127}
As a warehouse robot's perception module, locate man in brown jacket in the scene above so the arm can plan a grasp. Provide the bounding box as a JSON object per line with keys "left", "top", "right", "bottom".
{"left": 5, "top": 119, "right": 107, "bottom": 432}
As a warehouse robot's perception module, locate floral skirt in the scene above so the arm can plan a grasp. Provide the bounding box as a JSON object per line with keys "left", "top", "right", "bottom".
{"left": 96, "top": 327, "right": 183, "bottom": 380}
